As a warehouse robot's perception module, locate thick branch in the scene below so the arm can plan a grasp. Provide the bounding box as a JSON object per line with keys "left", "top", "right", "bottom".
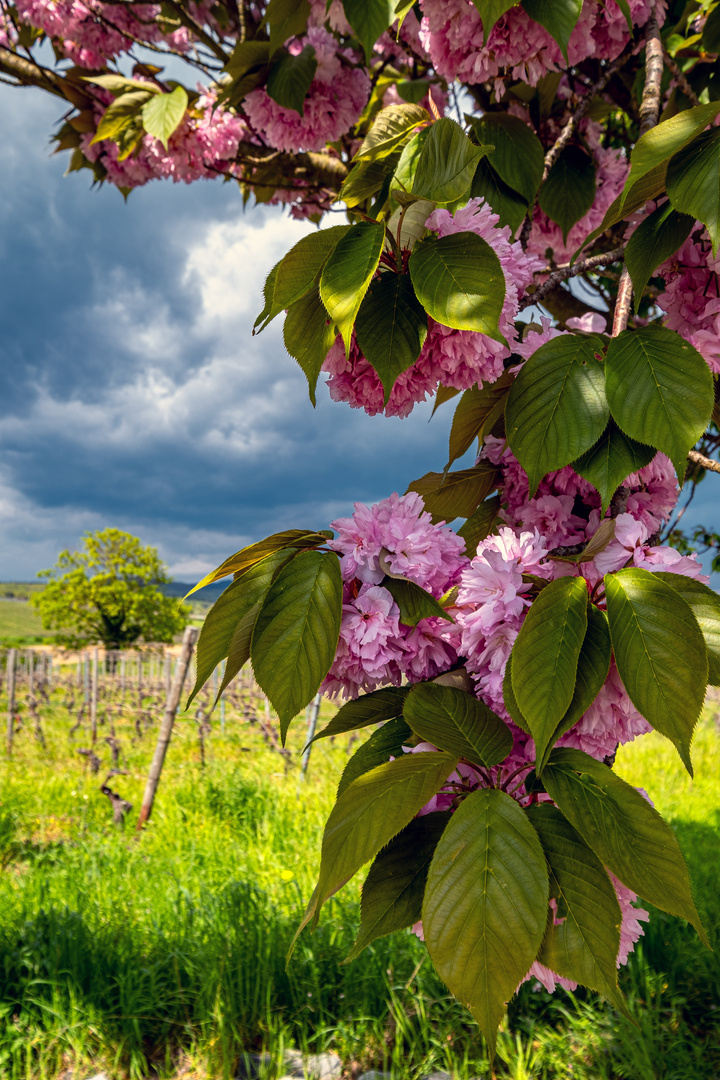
{"left": 519, "top": 245, "right": 626, "bottom": 312}
{"left": 0, "top": 45, "right": 85, "bottom": 101}
{"left": 688, "top": 449, "right": 720, "bottom": 474}
{"left": 611, "top": 8, "right": 663, "bottom": 335}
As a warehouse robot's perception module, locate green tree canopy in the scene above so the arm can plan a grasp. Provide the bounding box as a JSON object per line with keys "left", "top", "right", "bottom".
{"left": 31, "top": 528, "right": 188, "bottom": 649}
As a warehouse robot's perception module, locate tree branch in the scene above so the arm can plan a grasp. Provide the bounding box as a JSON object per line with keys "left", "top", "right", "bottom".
{"left": 162, "top": 0, "right": 229, "bottom": 62}
{"left": 611, "top": 8, "right": 663, "bottom": 336}
{"left": 688, "top": 449, "right": 720, "bottom": 474}
{"left": 0, "top": 45, "right": 88, "bottom": 102}
{"left": 663, "top": 49, "right": 700, "bottom": 106}
{"left": 541, "top": 51, "right": 630, "bottom": 182}
{"left": 519, "top": 245, "right": 626, "bottom": 312}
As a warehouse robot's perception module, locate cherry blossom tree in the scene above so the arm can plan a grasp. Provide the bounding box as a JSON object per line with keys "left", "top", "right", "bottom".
{"left": 3, "top": 0, "right": 720, "bottom": 1056}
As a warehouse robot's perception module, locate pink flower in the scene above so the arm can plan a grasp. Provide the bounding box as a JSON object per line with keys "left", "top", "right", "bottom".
{"left": 243, "top": 27, "right": 370, "bottom": 153}
{"left": 657, "top": 228, "right": 720, "bottom": 373}
{"left": 323, "top": 198, "right": 544, "bottom": 417}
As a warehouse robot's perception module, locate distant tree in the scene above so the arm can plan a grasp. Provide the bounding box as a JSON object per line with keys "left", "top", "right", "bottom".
{"left": 31, "top": 528, "right": 189, "bottom": 650}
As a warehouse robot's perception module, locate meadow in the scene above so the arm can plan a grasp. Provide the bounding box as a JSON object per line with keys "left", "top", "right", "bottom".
{"left": 0, "top": 657, "right": 719, "bottom": 1080}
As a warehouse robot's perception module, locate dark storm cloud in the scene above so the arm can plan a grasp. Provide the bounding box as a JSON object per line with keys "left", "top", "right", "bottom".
{"left": 0, "top": 86, "right": 717, "bottom": 584}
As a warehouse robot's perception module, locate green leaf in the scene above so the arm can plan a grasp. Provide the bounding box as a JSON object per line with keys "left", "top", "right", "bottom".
{"left": 266, "top": 44, "right": 317, "bottom": 115}
{"left": 320, "top": 221, "right": 385, "bottom": 354}
{"left": 90, "top": 90, "right": 153, "bottom": 145}
{"left": 605, "top": 326, "right": 713, "bottom": 482}
{"left": 526, "top": 804, "right": 628, "bottom": 1014}
{"left": 422, "top": 789, "right": 549, "bottom": 1057}
{"left": 522, "top": 0, "right": 582, "bottom": 61}
{"left": 383, "top": 576, "right": 453, "bottom": 627}
{"left": 354, "top": 102, "right": 430, "bottom": 162}
{"left": 393, "top": 126, "right": 430, "bottom": 191}
{"left": 447, "top": 370, "right": 513, "bottom": 468}
{"left": 355, "top": 272, "right": 428, "bottom": 403}
{"left": 468, "top": 113, "right": 544, "bottom": 203}
{"left": 187, "top": 549, "right": 293, "bottom": 707}
{"left": 262, "top": 0, "right": 310, "bottom": 55}
{"left": 346, "top": 812, "right": 451, "bottom": 961}
{"left": 251, "top": 550, "right": 342, "bottom": 738}
{"left": 283, "top": 289, "right": 337, "bottom": 407}
{"left": 312, "top": 750, "right": 459, "bottom": 923}
{"left": 258, "top": 225, "right": 351, "bottom": 330}
{"left": 604, "top": 568, "right": 708, "bottom": 774}
{"left": 571, "top": 420, "right": 656, "bottom": 513}
{"left": 141, "top": 86, "right": 188, "bottom": 149}
{"left": 386, "top": 196, "right": 436, "bottom": 251}
{"left": 412, "top": 118, "right": 489, "bottom": 203}
{"left": 653, "top": 572, "right": 720, "bottom": 685}
{"left": 470, "top": 0, "right": 518, "bottom": 42}
{"left": 539, "top": 145, "right": 596, "bottom": 244}
{"left": 340, "top": 159, "right": 396, "bottom": 208}
{"left": 536, "top": 604, "right": 611, "bottom": 771}
{"left": 702, "top": 3, "right": 720, "bottom": 52}
{"left": 512, "top": 577, "right": 589, "bottom": 767}
{"left": 225, "top": 39, "right": 271, "bottom": 79}
{"left": 577, "top": 164, "right": 668, "bottom": 258}
{"left": 312, "top": 686, "right": 410, "bottom": 743}
{"left": 625, "top": 202, "right": 695, "bottom": 312}
{"left": 407, "top": 466, "right": 499, "bottom": 522}
{"left": 614, "top": 0, "right": 633, "bottom": 34}
{"left": 343, "top": 0, "right": 396, "bottom": 60}
{"left": 409, "top": 232, "right": 506, "bottom": 339}
{"left": 185, "top": 529, "right": 332, "bottom": 596}
{"left": 83, "top": 73, "right": 161, "bottom": 95}
{"left": 404, "top": 681, "right": 513, "bottom": 767}
{"left": 503, "top": 652, "right": 529, "bottom": 733}
{"left": 471, "top": 158, "right": 528, "bottom": 236}
{"left": 394, "top": 0, "right": 417, "bottom": 33}
{"left": 505, "top": 334, "right": 609, "bottom": 497}
{"left": 337, "top": 717, "right": 413, "bottom": 796}
{"left": 622, "top": 101, "right": 720, "bottom": 208}
{"left": 542, "top": 748, "right": 708, "bottom": 944}
{"left": 666, "top": 128, "right": 720, "bottom": 255}
{"left": 457, "top": 494, "right": 502, "bottom": 556}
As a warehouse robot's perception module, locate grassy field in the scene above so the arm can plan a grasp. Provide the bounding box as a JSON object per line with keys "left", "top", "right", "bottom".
{"left": 0, "top": 667, "right": 719, "bottom": 1080}
{"left": 0, "top": 598, "right": 53, "bottom": 643}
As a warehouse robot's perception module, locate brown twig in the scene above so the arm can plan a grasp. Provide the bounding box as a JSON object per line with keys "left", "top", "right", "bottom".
{"left": 663, "top": 49, "right": 700, "bottom": 106}
{"left": 688, "top": 449, "right": 720, "bottom": 474}
{"left": 611, "top": 8, "right": 664, "bottom": 335}
{"left": 519, "top": 245, "right": 626, "bottom": 312}
{"left": 160, "top": 0, "right": 229, "bottom": 62}
{"left": 541, "top": 51, "right": 629, "bottom": 183}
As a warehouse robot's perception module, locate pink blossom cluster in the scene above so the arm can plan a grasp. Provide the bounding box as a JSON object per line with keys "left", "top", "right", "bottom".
{"left": 418, "top": 0, "right": 664, "bottom": 96}
{"left": 322, "top": 492, "right": 467, "bottom": 698}
{"left": 525, "top": 872, "right": 649, "bottom": 994}
{"left": 656, "top": 228, "right": 720, "bottom": 373}
{"left": 81, "top": 88, "right": 249, "bottom": 188}
{"left": 481, "top": 435, "right": 679, "bottom": 545}
{"left": 322, "top": 197, "right": 545, "bottom": 417}
{"left": 14, "top": 0, "right": 210, "bottom": 67}
{"left": 243, "top": 26, "right": 370, "bottom": 154}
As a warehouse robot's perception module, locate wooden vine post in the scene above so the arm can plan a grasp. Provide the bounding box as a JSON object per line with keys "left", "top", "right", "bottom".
{"left": 5, "top": 648, "right": 16, "bottom": 755}
{"left": 136, "top": 626, "right": 198, "bottom": 832}
{"left": 91, "top": 647, "right": 99, "bottom": 743}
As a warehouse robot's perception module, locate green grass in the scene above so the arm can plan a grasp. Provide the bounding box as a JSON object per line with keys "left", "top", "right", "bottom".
{"left": 0, "top": 673, "right": 719, "bottom": 1080}
{"left": 0, "top": 598, "right": 52, "bottom": 643}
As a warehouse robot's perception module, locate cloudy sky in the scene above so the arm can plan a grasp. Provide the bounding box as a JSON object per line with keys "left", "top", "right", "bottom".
{"left": 1, "top": 84, "right": 718, "bottom": 584}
